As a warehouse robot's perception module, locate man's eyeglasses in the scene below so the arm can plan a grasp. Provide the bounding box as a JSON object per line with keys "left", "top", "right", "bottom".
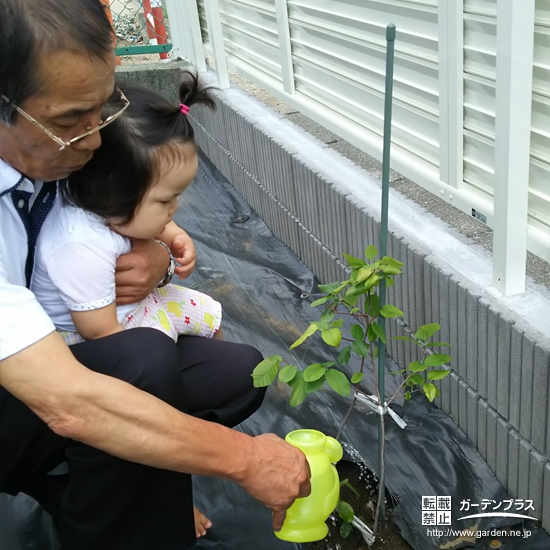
{"left": 1, "top": 86, "right": 130, "bottom": 151}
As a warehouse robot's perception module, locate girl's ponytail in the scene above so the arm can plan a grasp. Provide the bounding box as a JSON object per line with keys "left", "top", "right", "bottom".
{"left": 60, "top": 73, "right": 216, "bottom": 223}
{"left": 178, "top": 70, "right": 216, "bottom": 113}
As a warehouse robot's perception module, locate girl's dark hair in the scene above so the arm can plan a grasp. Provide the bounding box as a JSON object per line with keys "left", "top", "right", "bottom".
{"left": 0, "top": 0, "right": 113, "bottom": 125}
{"left": 59, "top": 71, "right": 216, "bottom": 223}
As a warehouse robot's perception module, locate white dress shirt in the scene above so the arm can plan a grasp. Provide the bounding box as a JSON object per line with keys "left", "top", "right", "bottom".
{"left": 32, "top": 196, "right": 135, "bottom": 332}
{"left": 0, "top": 158, "right": 55, "bottom": 360}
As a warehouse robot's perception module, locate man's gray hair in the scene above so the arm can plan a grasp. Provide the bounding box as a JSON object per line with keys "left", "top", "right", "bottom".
{"left": 0, "top": 0, "right": 114, "bottom": 125}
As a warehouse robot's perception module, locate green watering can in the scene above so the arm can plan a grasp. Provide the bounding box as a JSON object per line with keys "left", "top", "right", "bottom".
{"left": 275, "top": 429, "right": 343, "bottom": 543}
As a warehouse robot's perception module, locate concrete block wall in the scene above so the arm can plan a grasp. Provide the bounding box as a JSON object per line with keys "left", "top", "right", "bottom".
{"left": 115, "top": 61, "right": 187, "bottom": 103}
{"left": 190, "top": 86, "right": 550, "bottom": 530}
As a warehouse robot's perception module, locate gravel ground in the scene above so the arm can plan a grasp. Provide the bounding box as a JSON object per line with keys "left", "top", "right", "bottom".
{"left": 120, "top": 53, "right": 162, "bottom": 65}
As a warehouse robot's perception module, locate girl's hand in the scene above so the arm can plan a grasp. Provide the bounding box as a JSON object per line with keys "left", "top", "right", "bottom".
{"left": 171, "top": 232, "right": 196, "bottom": 279}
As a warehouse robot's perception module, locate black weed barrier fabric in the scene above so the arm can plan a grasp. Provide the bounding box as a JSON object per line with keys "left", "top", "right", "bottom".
{"left": 1, "top": 152, "right": 548, "bottom": 550}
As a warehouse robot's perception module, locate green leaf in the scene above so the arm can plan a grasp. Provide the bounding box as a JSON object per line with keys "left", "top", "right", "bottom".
{"left": 381, "top": 255, "right": 404, "bottom": 269}
{"left": 251, "top": 355, "right": 282, "bottom": 387}
{"left": 289, "top": 323, "right": 318, "bottom": 350}
{"left": 340, "top": 521, "right": 353, "bottom": 539}
{"left": 318, "top": 282, "right": 340, "bottom": 294}
{"left": 393, "top": 335, "right": 416, "bottom": 343}
{"left": 311, "top": 296, "right": 329, "bottom": 308}
{"left": 367, "top": 323, "right": 376, "bottom": 342}
{"left": 351, "top": 323, "right": 365, "bottom": 341}
{"left": 423, "top": 382, "right": 439, "bottom": 402}
{"left": 373, "top": 344, "right": 379, "bottom": 359}
{"left": 322, "top": 328, "right": 342, "bottom": 347}
{"left": 337, "top": 501, "right": 355, "bottom": 523}
{"left": 320, "top": 309, "right": 335, "bottom": 324}
{"left": 278, "top": 364, "right": 298, "bottom": 383}
{"left": 330, "top": 319, "right": 344, "bottom": 329}
{"left": 363, "top": 273, "right": 380, "bottom": 290}
{"left": 305, "top": 377, "right": 327, "bottom": 394}
{"left": 427, "top": 369, "right": 451, "bottom": 380}
{"left": 371, "top": 322, "right": 387, "bottom": 344}
{"left": 408, "top": 361, "right": 427, "bottom": 373}
{"left": 404, "top": 390, "right": 412, "bottom": 401}
{"left": 316, "top": 321, "right": 329, "bottom": 331}
{"left": 342, "top": 252, "right": 366, "bottom": 268}
{"left": 351, "top": 372, "right": 364, "bottom": 384}
{"left": 338, "top": 281, "right": 352, "bottom": 292}
{"left": 340, "top": 478, "right": 360, "bottom": 497}
{"left": 338, "top": 346, "right": 351, "bottom": 366}
{"left": 350, "top": 307, "right": 360, "bottom": 314}
{"left": 379, "top": 264, "right": 402, "bottom": 275}
{"left": 346, "top": 281, "right": 366, "bottom": 297}
{"left": 356, "top": 267, "right": 373, "bottom": 283}
{"left": 407, "top": 373, "right": 424, "bottom": 386}
{"left": 365, "top": 245, "right": 378, "bottom": 260}
{"left": 303, "top": 363, "right": 326, "bottom": 382}
{"left": 380, "top": 304, "right": 404, "bottom": 318}
{"left": 351, "top": 340, "right": 369, "bottom": 357}
{"left": 343, "top": 288, "right": 360, "bottom": 307}
{"left": 386, "top": 277, "right": 395, "bottom": 287}
{"left": 326, "top": 369, "right": 351, "bottom": 396}
{"left": 418, "top": 323, "right": 441, "bottom": 338}
{"left": 289, "top": 373, "right": 307, "bottom": 406}
{"left": 414, "top": 329, "right": 428, "bottom": 341}
{"left": 366, "top": 294, "right": 380, "bottom": 317}
{"left": 322, "top": 361, "right": 337, "bottom": 368}
{"left": 424, "top": 354, "right": 451, "bottom": 367}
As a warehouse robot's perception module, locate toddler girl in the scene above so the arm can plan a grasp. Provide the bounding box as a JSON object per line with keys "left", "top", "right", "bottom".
{"left": 33, "top": 73, "right": 222, "bottom": 347}
{"left": 32, "top": 73, "right": 218, "bottom": 537}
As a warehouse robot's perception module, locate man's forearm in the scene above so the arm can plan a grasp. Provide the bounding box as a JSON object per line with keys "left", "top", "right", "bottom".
{"left": 0, "top": 332, "right": 252, "bottom": 480}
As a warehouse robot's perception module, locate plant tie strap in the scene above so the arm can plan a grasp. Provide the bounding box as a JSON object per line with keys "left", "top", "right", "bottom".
{"left": 352, "top": 516, "right": 375, "bottom": 546}
{"left": 180, "top": 104, "right": 190, "bottom": 115}
{"left": 353, "top": 392, "right": 408, "bottom": 429}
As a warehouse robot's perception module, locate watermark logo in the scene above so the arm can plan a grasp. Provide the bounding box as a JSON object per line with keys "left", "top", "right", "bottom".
{"left": 422, "top": 496, "right": 452, "bottom": 526}
{"left": 457, "top": 498, "right": 535, "bottom": 521}
{"left": 422, "top": 496, "right": 536, "bottom": 540}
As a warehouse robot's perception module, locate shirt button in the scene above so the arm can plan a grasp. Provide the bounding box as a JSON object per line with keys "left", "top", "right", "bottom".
{"left": 18, "top": 199, "right": 25, "bottom": 209}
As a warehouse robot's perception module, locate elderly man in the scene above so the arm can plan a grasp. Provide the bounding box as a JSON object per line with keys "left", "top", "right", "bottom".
{"left": 0, "top": 1, "right": 310, "bottom": 549}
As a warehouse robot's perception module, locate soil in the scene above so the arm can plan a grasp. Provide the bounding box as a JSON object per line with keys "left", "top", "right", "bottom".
{"left": 307, "top": 460, "right": 412, "bottom": 550}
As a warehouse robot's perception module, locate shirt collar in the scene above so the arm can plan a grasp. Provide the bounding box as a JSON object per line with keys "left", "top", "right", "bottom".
{"left": 0, "top": 157, "right": 38, "bottom": 194}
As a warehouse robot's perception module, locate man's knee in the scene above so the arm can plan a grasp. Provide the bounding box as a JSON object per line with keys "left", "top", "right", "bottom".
{"left": 116, "top": 329, "right": 184, "bottom": 405}
{"left": 225, "top": 343, "right": 266, "bottom": 419}
{"left": 230, "top": 343, "right": 263, "bottom": 378}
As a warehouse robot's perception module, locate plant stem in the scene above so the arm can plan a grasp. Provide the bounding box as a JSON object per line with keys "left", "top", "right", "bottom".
{"left": 336, "top": 393, "right": 357, "bottom": 440}
{"left": 386, "top": 373, "right": 412, "bottom": 405}
{"left": 373, "top": 416, "right": 386, "bottom": 535}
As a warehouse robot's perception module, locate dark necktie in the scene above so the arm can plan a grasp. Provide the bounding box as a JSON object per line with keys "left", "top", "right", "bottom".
{"left": 7, "top": 177, "right": 57, "bottom": 287}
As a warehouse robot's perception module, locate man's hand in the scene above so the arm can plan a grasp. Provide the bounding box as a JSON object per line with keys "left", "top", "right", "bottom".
{"left": 236, "top": 434, "right": 311, "bottom": 531}
{"left": 115, "top": 239, "right": 169, "bottom": 305}
{"left": 171, "top": 232, "right": 196, "bottom": 279}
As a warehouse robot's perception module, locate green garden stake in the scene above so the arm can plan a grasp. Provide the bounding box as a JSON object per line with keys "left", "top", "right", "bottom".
{"left": 376, "top": 22, "right": 396, "bottom": 521}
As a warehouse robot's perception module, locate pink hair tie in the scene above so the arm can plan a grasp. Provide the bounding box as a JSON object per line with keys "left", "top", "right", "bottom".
{"left": 180, "top": 104, "right": 190, "bottom": 115}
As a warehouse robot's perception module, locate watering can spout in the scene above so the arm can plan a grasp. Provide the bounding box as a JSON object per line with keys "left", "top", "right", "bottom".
{"left": 324, "top": 435, "right": 344, "bottom": 463}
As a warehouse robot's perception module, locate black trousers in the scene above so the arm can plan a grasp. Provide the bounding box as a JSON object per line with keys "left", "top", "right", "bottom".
{"left": 0, "top": 328, "right": 265, "bottom": 550}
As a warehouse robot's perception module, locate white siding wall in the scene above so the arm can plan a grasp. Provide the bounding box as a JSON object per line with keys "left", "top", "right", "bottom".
{"left": 464, "top": 0, "right": 550, "bottom": 261}
{"left": 192, "top": 0, "right": 550, "bottom": 278}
